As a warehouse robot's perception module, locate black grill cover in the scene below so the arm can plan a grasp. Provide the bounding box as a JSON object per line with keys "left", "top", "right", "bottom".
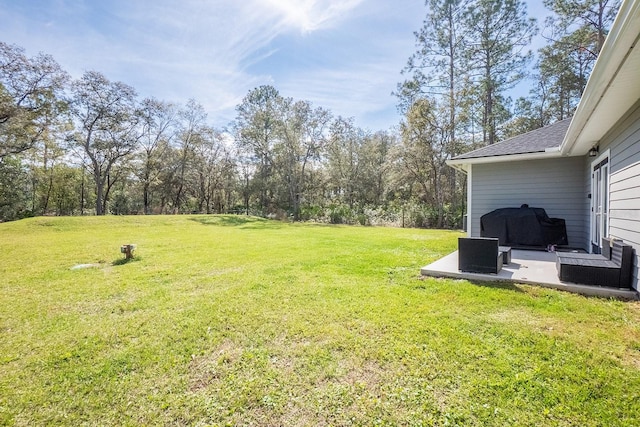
{"left": 480, "top": 206, "right": 568, "bottom": 247}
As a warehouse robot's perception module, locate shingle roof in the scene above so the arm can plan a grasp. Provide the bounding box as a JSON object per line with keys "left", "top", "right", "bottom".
{"left": 452, "top": 118, "right": 572, "bottom": 160}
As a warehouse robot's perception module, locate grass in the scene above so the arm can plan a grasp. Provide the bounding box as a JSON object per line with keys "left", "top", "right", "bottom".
{"left": 1, "top": 215, "right": 640, "bottom": 426}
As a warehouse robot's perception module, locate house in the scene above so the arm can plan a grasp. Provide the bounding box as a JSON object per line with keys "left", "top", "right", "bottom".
{"left": 447, "top": 0, "right": 640, "bottom": 290}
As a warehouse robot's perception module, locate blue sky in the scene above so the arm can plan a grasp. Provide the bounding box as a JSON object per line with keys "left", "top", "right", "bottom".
{"left": 1, "top": 0, "right": 550, "bottom": 131}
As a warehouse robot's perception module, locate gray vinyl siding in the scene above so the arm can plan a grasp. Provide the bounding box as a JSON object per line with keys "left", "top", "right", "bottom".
{"left": 598, "top": 103, "right": 640, "bottom": 290}
{"left": 469, "top": 156, "right": 587, "bottom": 249}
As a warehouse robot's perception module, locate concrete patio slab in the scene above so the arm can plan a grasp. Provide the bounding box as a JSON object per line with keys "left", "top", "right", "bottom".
{"left": 421, "top": 249, "right": 638, "bottom": 300}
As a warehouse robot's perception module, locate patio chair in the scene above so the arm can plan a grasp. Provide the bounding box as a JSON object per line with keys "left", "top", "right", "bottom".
{"left": 556, "top": 239, "right": 633, "bottom": 288}
{"left": 458, "top": 237, "right": 503, "bottom": 274}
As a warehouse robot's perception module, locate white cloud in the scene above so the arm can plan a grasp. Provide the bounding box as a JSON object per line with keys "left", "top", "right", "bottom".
{"left": 260, "top": 0, "right": 365, "bottom": 33}
{"left": 0, "top": 0, "right": 422, "bottom": 130}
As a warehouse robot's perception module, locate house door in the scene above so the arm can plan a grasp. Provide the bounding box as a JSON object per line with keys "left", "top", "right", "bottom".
{"left": 591, "top": 152, "right": 609, "bottom": 253}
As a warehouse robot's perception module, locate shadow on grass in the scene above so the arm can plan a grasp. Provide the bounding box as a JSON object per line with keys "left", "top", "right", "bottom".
{"left": 112, "top": 256, "right": 142, "bottom": 266}
{"left": 466, "top": 279, "right": 526, "bottom": 293}
{"left": 189, "top": 215, "right": 285, "bottom": 229}
{"left": 421, "top": 275, "right": 525, "bottom": 293}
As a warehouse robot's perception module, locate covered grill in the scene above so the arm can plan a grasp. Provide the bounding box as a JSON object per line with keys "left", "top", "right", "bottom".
{"left": 480, "top": 205, "right": 568, "bottom": 248}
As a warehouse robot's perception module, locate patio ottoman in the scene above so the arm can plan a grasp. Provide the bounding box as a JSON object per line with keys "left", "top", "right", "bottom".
{"left": 499, "top": 246, "right": 512, "bottom": 264}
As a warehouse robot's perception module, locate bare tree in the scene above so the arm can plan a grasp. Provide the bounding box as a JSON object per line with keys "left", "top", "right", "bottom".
{"left": 137, "top": 98, "right": 177, "bottom": 214}
{"left": 192, "top": 128, "right": 235, "bottom": 214}
{"left": 173, "top": 99, "right": 207, "bottom": 213}
{"left": 327, "top": 117, "right": 364, "bottom": 209}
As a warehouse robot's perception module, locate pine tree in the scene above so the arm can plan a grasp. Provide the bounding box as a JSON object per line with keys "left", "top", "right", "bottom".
{"left": 464, "top": 0, "right": 537, "bottom": 145}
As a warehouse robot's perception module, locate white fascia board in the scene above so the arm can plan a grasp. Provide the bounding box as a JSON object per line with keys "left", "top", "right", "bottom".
{"left": 446, "top": 150, "right": 564, "bottom": 171}
{"left": 447, "top": 162, "right": 469, "bottom": 173}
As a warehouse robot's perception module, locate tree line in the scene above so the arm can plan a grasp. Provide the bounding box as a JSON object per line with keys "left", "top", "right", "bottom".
{"left": 0, "top": 0, "right": 619, "bottom": 227}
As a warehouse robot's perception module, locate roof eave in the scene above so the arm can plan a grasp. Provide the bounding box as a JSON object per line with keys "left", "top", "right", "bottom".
{"left": 447, "top": 149, "right": 563, "bottom": 172}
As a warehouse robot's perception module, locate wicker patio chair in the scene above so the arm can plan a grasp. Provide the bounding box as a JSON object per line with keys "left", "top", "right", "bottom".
{"left": 458, "top": 237, "right": 504, "bottom": 274}
{"left": 557, "top": 239, "right": 633, "bottom": 288}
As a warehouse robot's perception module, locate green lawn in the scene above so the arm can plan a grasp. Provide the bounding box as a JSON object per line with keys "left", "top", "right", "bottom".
{"left": 1, "top": 215, "right": 639, "bottom": 426}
